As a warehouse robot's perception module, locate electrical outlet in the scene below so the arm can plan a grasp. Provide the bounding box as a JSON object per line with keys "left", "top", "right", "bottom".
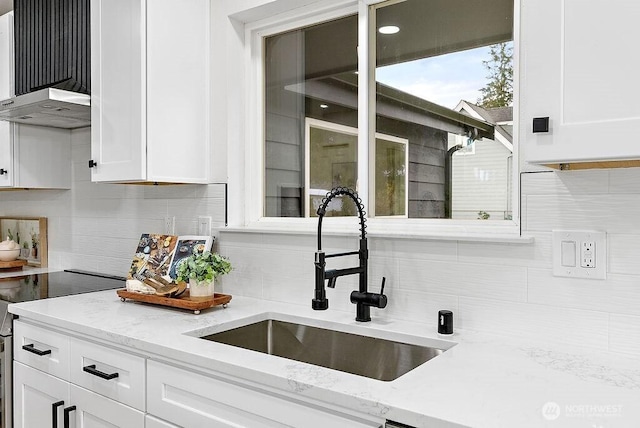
{"left": 581, "top": 241, "right": 595, "bottom": 268}
{"left": 164, "top": 216, "right": 175, "bottom": 235}
{"left": 198, "top": 216, "right": 212, "bottom": 236}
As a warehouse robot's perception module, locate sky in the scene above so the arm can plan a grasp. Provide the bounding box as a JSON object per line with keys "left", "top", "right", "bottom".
{"left": 376, "top": 45, "right": 492, "bottom": 110}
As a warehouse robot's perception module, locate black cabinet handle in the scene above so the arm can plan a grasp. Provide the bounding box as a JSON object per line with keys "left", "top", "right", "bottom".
{"left": 88, "top": 159, "right": 97, "bottom": 168}
{"left": 82, "top": 364, "right": 119, "bottom": 380}
{"left": 22, "top": 343, "right": 52, "bottom": 356}
{"left": 0, "top": 168, "right": 7, "bottom": 175}
{"left": 52, "top": 401, "right": 64, "bottom": 428}
{"left": 63, "top": 405, "right": 76, "bottom": 428}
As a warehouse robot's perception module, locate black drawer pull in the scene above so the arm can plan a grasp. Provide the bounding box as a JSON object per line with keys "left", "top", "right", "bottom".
{"left": 52, "top": 401, "right": 64, "bottom": 428}
{"left": 22, "top": 343, "right": 52, "bottom": 356}
{"left": 83, "top": 364, "right": 119, "bottom": 380}
{"left": 63, "top": 405, "right": 76, "bottom": 428}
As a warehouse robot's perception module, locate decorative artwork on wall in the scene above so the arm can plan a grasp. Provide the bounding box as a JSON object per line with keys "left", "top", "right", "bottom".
{"left": 0, "top": 217, "right": 47, "bottom": 267}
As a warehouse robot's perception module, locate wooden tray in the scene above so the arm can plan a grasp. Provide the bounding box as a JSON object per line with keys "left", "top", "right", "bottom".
{"left": 0, "top": 259, "right": 28, "bottom": 270}
{"left": 117, "top": 289, "right": 232, "bottom": 314}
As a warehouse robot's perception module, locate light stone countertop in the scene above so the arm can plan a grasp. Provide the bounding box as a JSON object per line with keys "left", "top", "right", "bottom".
{"left": 9, "top": 291, "right": 640, "bottom": 428}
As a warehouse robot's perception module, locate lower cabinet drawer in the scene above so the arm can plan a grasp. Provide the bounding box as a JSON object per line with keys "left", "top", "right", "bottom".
{"left": 147, "top": 360, "right": 382, "bottom": 428}
{"left": 13, "top": 320, "right": 70, "bottom": 380}
{"left": 69, "top": 337, "right": 146, "bottom": 411}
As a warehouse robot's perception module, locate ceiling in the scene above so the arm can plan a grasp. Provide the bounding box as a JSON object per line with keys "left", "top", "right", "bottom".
{"left": 0, "top": 0, "right": 11, "bottom": 16}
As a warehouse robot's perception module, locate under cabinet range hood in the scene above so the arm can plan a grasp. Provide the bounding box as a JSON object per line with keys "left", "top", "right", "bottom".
{"left": 0, "top": 0, "right": 91, "bottom": 129}
{"left": 0, "top": 87, "right": 90, "bottom": 128}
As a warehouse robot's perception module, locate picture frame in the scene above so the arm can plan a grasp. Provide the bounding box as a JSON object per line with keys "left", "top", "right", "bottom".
{"left": 167, "top": 235, "right": 214, "bottom": 280}
{"left": 0, "top": 217, "right": 48, "bottom": 267}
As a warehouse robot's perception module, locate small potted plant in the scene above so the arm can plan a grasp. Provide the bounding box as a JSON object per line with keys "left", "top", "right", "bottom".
{"left": 176, "top": 250, "right": 232, "bottom": 297}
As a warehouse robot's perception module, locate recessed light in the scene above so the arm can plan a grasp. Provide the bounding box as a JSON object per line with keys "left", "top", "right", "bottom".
{"left": 320, "top": 104, "right": 329, "bottom": 109}
{"left": 378, "top": 25, "right": 400, "bottom": 35}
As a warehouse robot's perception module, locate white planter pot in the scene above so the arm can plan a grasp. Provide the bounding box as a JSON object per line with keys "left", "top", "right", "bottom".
{"left": 188, "top": 278, "right": 215, "bottom": 297}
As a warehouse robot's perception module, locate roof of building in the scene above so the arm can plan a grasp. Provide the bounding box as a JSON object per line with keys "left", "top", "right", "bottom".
{"left": 454, "top": 100, "right": 513, "bottom": 150}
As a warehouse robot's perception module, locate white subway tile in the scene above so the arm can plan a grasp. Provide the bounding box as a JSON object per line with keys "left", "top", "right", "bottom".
{"left": 398, "top": 258, "right": 527, "bottom": 303}
{"left": 526, "top": 193, "right": 640, "bottom": 233}
{"left": 608, "top": 234, "right": 640, "bottom": 275}
{"left": 459, "top": 297, "right": 609, "bottom": 350}
{"left": 527, "top": 268, "right": 611, "bottom": 311}
{"left": 521, "top": 170, "right": 609, "bottom": 195}
{"left": 608, "top": 168, "right": 640, "bottom": 194}
{"left": 369, "top": 237, "right": 457, "bottom": 261}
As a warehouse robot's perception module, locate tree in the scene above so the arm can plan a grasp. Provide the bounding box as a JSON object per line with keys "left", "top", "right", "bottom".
{"left": 477, "top": 42, "right": 513, "bottom": 108}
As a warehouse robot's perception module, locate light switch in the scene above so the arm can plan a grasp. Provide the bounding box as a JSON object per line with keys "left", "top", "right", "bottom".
{"left": 561, "top": 241, "right": 576, "bottom": 267}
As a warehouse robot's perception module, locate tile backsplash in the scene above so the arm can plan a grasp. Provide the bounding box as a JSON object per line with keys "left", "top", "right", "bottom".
{"left": 1, "top": 129, "right": 639, "bottom": 356}
{"left": 0, "top": 128, "right": 226, "bottom": 274}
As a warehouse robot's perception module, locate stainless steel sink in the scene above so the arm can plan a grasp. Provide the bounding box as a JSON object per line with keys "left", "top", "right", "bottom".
{"left": 200, "top": 318, "right": 452, "bottom": 381}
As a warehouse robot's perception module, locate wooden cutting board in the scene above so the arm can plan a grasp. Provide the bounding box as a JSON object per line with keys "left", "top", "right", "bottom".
{"left": 0, "top": 259, "right": 28, "bottom": 270}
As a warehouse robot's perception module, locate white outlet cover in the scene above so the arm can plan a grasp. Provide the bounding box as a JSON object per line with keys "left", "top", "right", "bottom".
{"left": 552, "top": 230, "right": 606, "bottom": 279}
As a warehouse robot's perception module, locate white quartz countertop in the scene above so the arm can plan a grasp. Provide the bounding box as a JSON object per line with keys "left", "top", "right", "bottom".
{"left": 9, "top": 291, "right": 640, "bottom": 428}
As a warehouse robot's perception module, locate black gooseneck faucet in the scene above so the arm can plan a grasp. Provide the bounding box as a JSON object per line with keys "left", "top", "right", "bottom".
{"left": 312, "top": 187, "right": 387, "bottom": 322}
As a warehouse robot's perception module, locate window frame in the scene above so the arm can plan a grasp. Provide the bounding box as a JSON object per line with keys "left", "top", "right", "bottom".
{"left": 241, "top": 0, "right": 523, "bottom": 240}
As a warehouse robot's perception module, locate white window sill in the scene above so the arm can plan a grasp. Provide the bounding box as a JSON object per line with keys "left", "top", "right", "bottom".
{"left": 222, "top": 218, "right": 533, "bottom": 244}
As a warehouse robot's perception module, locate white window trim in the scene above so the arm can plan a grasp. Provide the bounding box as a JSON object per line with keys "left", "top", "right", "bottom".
{"left": 237, "top": 0, "right": 524, "bottom": 242}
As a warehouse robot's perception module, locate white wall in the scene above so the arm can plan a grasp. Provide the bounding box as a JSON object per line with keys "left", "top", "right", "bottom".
{"left": 0, "top": 128, "right": 226, "bottom": 275}
{"left": 216, "top": 167, "right": 640, "bottom": 358}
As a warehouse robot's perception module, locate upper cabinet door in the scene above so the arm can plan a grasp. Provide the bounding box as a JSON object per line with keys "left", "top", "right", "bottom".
{"left": 145, "top": 0, "right": 210, "bottom": 183}
{"left": 520, "top": 0, "right": 640, "bottom": 166}
{"left": 90, "top": 0, "right": 146, "bottom": 182}
{"left": 0, "top": 13, "right": 14, "bottom": 187}
{"left": 90, "top": 0, "right": 210, "bottom": 184}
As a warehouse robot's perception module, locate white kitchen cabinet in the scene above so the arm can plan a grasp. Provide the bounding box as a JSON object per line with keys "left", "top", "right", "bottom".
{"left": 13, "top": 320, "right": 145, "bottom": 428}
{"left": 13, "top": 362, "right": 68, "bottom": 428}
{"left": 90, "top": 0, "right": 211, "bottom": 183}
{"left": 14, "top": 363, "right": 144, "bottom": 428}
{"left": 147, "top": 360, "right": 383, "bottom": 428}
{"left": 520, "top": 0, "right": 640, "bottom": 169}
{"left": 0, "top": 12, "right": 71, "bottom": 189}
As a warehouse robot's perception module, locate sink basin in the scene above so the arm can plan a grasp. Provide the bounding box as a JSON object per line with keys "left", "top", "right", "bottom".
{"left": 199, "top": 317, "right": 453, "bottom": 381}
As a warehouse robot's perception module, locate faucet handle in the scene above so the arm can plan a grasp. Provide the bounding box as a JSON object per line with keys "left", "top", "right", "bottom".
{"left": 350, "top": 276, "right": 388, "bottom": 309}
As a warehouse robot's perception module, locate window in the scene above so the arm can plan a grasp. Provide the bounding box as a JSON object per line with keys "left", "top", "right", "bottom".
{"left": 261, "top": 0, "right": 515, "bottom": 222}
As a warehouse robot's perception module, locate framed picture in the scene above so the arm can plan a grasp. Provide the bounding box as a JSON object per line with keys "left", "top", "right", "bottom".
{"left": 0, "top": 217, "right": 48, "bottom": 267}
{"left": 167, "top": 235, "right": 214, "bottom": 280}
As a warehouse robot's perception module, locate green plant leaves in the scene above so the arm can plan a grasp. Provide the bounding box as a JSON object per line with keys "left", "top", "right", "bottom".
{"left": 176, "top": 251, "right": 232, "bottom": 283}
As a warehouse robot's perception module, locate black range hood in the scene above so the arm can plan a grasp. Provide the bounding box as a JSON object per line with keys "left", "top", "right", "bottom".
{"left": 0, "top": 0, "right": 90, "bottom": 129}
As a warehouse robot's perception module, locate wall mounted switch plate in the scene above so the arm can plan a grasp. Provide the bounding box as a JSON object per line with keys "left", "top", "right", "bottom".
{"left": 552, "top": 230, "right": 606, "bottom": 279}
{"left": 198, "top": 216, "right": 212, "bottom": 236}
